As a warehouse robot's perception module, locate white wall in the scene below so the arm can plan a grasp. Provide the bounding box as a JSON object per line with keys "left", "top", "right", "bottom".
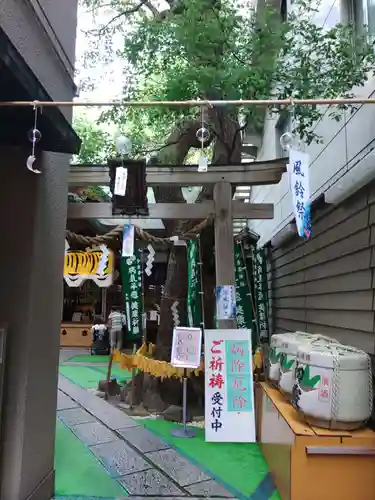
{"left": 249, "top": 0, "right": 375, "bottom": 245}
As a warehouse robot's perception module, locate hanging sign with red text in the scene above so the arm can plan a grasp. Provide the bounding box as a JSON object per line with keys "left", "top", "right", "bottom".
{"left": 204, "top": 329, "right": 255, "bottom": 443}
{"left": 171, "top": 327, "right": 202, "bottom": 369}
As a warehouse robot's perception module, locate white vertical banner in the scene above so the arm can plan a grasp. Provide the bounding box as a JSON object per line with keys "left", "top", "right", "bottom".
{"left": 122, "top": 225, "right": 135, "bottom": 257}
{"left": 204, "top": 329, "right": 255, "bottom": 443}
{"left": 288, "top": 149, "right": 312, "bottom": 240}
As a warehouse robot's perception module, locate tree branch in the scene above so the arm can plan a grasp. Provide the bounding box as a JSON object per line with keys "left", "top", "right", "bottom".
{"left": 91, "top": 0, "right": 159, "bottom": 35}
{"left": 134, "top": 130, "right": 198, "bottom": 156}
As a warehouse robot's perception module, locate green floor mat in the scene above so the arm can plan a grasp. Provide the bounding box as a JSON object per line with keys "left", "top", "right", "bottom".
{"left": 141, "top": 419, "right": 280, "bottom": 499}
{"left": 55, "top": 419, "right": 126, "bottom": 498}
{"left": 59, "top": 364, "right": 132, "bottom": 389}
{"left": 66, "top": 354, "right": 110, "bottom": 363}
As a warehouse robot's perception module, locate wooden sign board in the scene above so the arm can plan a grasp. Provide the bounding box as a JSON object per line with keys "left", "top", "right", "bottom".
{"left": 204, "top": 329, "right": 256, "bottom": 443}
{"left": 108, "top": 158, "right": 148, "bottom": 216}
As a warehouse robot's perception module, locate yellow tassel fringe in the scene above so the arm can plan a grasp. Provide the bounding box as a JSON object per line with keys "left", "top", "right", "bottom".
{"left": 114, "top": 343, "right": 263, "bottom": 380}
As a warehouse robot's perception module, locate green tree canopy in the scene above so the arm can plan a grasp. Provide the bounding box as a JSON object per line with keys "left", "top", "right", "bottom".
{"left": 72, "top": 114, "right": 116, "bottom": 164}
{"left": 81, "top": 0, "right": 375, "bottom": 147}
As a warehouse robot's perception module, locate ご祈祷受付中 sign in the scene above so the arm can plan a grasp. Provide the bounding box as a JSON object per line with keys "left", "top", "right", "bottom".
{"left": 204, "top": 329, "right": 255, "bottom": 443}
{"left": 171, "top": 327, "right": 202, "bottom": 369}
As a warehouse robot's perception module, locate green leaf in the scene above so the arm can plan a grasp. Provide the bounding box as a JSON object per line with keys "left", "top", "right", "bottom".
{"left": 301, "top": 365, "right": 321, "bottom": 389}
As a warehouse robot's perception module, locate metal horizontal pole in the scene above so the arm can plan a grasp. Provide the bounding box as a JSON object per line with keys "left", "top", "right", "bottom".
{"left": 67, "top": 202, "right": 274, "bottom": 220}
{"left": 69, "top": 162, "right": 285, "bottom": 187}
{"left": 2, "top": 97, "right": 375, "bottom": 108}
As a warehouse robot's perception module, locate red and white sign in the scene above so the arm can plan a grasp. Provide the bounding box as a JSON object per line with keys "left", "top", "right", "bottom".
{"left": 204, "top": 329, "right": 256, "bottom": 443}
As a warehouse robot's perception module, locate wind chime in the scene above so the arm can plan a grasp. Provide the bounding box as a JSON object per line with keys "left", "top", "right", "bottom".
{"left": 26, "top": 104, "right": 42, "bottom": 174}
{"left": 196, "top": 100, "right": 211, "bottom": 173}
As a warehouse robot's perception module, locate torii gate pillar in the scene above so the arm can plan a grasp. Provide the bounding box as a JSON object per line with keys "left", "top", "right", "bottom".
{"left": 214, "top": 181, "right": 237, "bottom": 330}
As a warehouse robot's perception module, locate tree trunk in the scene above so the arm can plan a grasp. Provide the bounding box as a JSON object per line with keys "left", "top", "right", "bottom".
{"left": 141, "top": 120, "right": 206, "bottom": 411}
{"left": 139, "top": 112, "right": 243, "bottom": 412}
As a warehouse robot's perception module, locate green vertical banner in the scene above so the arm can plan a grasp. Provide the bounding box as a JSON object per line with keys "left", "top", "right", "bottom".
{"left": 234, "top": 242, "right": 257, "bottom": 348}
{"left": 120, "top": 255, "right": 143, "bottom": 338}
{"left": 187, "top": 240, "right": 203, "bottom": 327}
{"left": 251, "top": 246, "right": 269, "bottom": 341}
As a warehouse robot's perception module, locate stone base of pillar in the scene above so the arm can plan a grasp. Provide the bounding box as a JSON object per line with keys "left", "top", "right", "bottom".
{"left": 25, "top": 469, "right": 54, "bottom": 500}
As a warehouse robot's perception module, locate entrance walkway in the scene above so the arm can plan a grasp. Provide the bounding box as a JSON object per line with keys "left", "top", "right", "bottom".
{"left": 55, "top": 349, "right": 280, "bottom": 500}
{"left": 56, "top": 375, "right": 236, "bottom": 499}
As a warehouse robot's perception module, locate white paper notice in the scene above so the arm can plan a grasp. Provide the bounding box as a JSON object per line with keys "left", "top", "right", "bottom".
{"left": 216, "top": 286, "right": 236, "bottom": 320}
{"left": 114, "top": 166, "right": 128, "bottom": 196}
{"left": 170, "top": 327, "right": 202, "bottom": 369}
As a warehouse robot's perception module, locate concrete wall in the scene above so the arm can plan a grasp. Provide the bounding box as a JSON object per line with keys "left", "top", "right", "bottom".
{"left": 249, "top": 0, "right": 375, "bottom": 246}
{"left": 0, "top": 149, "right": 70, "bottom": 499}
{"left": 0, "top": 0, "right": 78, "bottom": 119}
{"left": 37, "top": 0, "right": 78, "bottom": 69}
{"left": 0, "top": 1, "right": 78, "bottom": 498}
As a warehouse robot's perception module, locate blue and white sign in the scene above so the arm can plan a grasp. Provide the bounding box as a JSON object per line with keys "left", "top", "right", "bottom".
{"left": 122, "top": 224, "right": 135, "bottom": 257}
{"left": 216, "top": 285, "right": 236, "bottom": 320}
{"left": 288, "top": 149, "right": 312, "bottom": 240}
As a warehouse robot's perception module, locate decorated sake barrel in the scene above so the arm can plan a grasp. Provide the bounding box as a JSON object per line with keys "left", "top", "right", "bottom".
{"left": 268, "top": 332, "right": 307, "bottom": 383}
{"left": 278, "top": 334, "right": 339, "bottom": 396}
{"left": 292, "top": 343, "right": 373, "bottom": 430}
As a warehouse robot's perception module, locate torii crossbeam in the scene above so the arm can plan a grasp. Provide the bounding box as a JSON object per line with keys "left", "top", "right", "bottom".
{"left": 68, "top": 160, "right": 287, "bottom": 330}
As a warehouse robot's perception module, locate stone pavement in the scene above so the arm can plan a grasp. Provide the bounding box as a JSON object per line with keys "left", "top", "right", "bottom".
{"left": 57, "top": 375, "right": 237, "bottom": 499}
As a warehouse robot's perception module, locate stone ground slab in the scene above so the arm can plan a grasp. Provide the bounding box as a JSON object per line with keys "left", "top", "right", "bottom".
{"left": 186, "top": 479, "right": 235, "bottom": 497}
{"left": 57, "top": 391, "right": 78, "bottom": 411}
{"left": 59, "top": 375, "right": 139, "bottom": 430}
{"left": 57, "top": 408, "right": 96, "bottom": 427}
{"left": 146, "top": 448, "right": 210, "bottom": 487}
{"left": 117, "top": 426, "right": 170, "bottom": 453}
{"left": 90, "top": 439, "right": 151, "bottom": 477}
{"left": 94, "top": 409, "right": 139, "bottom": 431}
{"left": 118, "top": 468, "right": 186, "bottom": 496}
{"left": 71, "top": 421, "right": 118, "bottom": 446}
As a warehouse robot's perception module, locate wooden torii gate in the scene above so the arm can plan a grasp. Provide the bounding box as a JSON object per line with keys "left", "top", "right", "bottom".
{"left": 68, "top": 159, "right": 287, "bottom": 329}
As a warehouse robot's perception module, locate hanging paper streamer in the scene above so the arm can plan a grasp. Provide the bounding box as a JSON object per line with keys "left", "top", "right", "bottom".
{"left": 171, "top": 300, "right": 180, "bottom": 326}
{"left": 216, "top": 286, "right": 236, "bottom": 320}
{"left": 120, "top": 255, "right": 143, "bottom": 337}
{"left": 234, "top": 243, "right": 257, "bottom": 348}
{"left": 114, "top": 166, "right": 128, "bottom": 196}
{"left": 145, "top": 244, "right": 155, "bottom": 276}
{"left": 122, "top": 224, "right": 134, "bottom": 257}
{"left": 187, "top": 240, "right": 203, "bottom": 327}
{"left": 288, "top": 149, "right": 312, "bottom": 240}
{"left": 251, "top": 246, "right": 269, "bottom": 342}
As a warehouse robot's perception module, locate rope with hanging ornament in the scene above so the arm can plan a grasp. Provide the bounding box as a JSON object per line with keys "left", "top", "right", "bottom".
{"left": 26, "top": 103, "right": 42, "bottom": 174}
{"left": 196, "top": 98, "right": 211, "bottom": 172}
{"left": 66, "top": 216, "right": 212, "bottom": 247}
{"left": 279, "top": 99, "right": 303, "bottom": 153}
